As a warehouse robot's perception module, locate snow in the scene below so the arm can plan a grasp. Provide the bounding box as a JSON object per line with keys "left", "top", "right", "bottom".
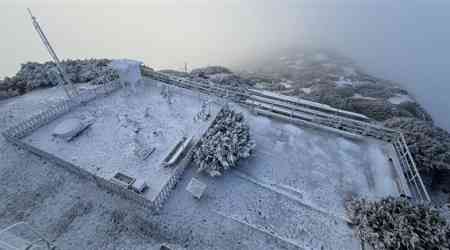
{"left": 22, "top": 79, "right": 221, "bottom": 202}
{"left": 335, "top": 76, "right": 353, "bottom": 87}
{"left": 388, "top": 94, "right": 415, "bottom": 105}
{"left": 196, "top": 104, "right": 401, "bottom": 249}
{"left": 367, "top": 143, "right": 400, "bottom": 197}
{"left": 250, "top": 88, "right": 369, "bottom": 120}
{"left": 109, "top": 59, "right": 142, "bottom": 87}
{"left": 0, "top": 77, "right": 405, "bottom": 249}
{"left": 52, "top": 118, "right": 83, "bottom": 138}
{"left": 301, "top": 87, "right": 312, "bottom": 94}
{"left": 279, "top": 81, "right": 293, "bottom": 88}
{"left": 352, "top": 93, "right": 378, "bottom": 100}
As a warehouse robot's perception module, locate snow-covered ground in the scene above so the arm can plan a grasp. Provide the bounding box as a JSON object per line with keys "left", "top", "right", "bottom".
{"left": 388, "top": 94, "right": 415, "bottom": 105}
{"left": 351, "top": 94, "right": 378, "bottom": 100}
{"left": 301, "top": 87, "right": 312, "bottom": 94}
{"left": 280, "top": 80, "right": 293, "bottom": 88}
{"left": 335, "top": 76, "right": 354, "bottom": 87}
{"left": 0, "top": 78, "right": 403, "bottom": 249}
{"left": 22, "top": 80, "right": 221, "bottom": 202}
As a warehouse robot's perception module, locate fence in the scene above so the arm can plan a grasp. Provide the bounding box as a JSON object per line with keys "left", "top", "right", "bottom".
{"left": 0, "top": 222, "right": 54, "bottom": 250}
{"left": 1, "top": 79, "right": 226, "bottom": 212}
{"left": 392, "top": 134, "right": 431, "bottom": 201}
{"left": 3, "top": 80, "right": 121, "bottom": 140}
{"left": 142, "top": 67, "right": 431, "bottom": 203}
{"left": 0, "top": 81, "right": 165, "bottom": 211}
{"left": 152, "top": 106, "right": 223, "bottom": 212}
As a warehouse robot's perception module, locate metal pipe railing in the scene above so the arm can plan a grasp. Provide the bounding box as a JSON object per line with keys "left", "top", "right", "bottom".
{"left": 142, "top": 68, "right": 430, "bottom": 203}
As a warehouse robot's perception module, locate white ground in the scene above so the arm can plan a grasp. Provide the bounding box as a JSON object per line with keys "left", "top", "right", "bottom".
{"left": 0, "top": 79, "right": 402, "bottom": 249}
{"left": 23, "top": 80, "right": 220, "bottom": 201}
{"left": 280, "top": 81, "right": 293, "bottom": 88}
{"left": 351, "top": 94, "right": 378, "bottom": 100}
{"left": 388, "top": 94, "right": 415, "bottom": 105}
{"left": 301, "top": 87, "right": 312, "bottom": 94}
{"left": 335, "top": 77, "right": 353, "bottom": 87}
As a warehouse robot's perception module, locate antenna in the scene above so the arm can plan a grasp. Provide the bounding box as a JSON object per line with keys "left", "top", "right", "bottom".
{"left": 27, "top": 8, "right": 79, "bottom": 98}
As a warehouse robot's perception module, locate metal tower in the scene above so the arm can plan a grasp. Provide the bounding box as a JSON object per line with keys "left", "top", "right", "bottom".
{"left": 27, "top": 8, "right": 79, "bottom": 98}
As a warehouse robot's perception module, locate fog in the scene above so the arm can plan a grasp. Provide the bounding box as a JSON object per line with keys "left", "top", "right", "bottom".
{"left": 1, "top": 0, "right": 449, "bottom": 130}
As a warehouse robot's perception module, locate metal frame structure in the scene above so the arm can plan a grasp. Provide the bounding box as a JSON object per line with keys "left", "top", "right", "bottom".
{"left": 27, "top": 8, "right": 78, "bottom": 98}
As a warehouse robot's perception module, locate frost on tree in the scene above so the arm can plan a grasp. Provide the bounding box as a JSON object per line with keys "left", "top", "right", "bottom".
{"left": 193, "top": 106, "right": 255, "bottom": 177}
{"left": 347, "top": 197, "right": 450, "bottom": 250}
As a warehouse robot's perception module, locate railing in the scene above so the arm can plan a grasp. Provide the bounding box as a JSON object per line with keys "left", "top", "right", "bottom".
{"left": 142, "top": 67, "right": 431, "bottom": 203}
{"left": 392, "top": 134, "right": 431, "bottom": 202}
{"left": 2, "top": 81, "right": 167, "bottom": 210}
{"left": 1, "top": 79, "right": 223, "bottom": 212}
{"left": 3, "top": 80, "right": 121, "bottom": 140}
{"left": 0, "top": 221, "right": 54, "bottom": 250}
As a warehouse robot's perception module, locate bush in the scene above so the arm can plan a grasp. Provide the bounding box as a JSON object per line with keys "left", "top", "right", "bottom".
{"left": 193, "top": 106, "right": 255, "bottom": 177}
{"left": 347, "top": 197, "right": 450, "bottom": 249}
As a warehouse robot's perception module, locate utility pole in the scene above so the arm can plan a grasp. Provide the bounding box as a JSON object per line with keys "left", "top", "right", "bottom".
{"left": 27, "top": 8, "right": 78, "bottom": 98}
{"left": 184, "top": 62, "right": 188, "bottom": 73}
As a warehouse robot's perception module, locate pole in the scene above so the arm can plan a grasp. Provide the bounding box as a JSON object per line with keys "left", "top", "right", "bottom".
{"left": 27, "top": 8, "right": 78, "bottom": 98}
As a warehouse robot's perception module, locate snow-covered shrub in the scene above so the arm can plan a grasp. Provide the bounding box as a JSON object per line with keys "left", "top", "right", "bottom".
{"left": 0, "top": 59, "right": 119, "bottom": 98}
{"left": 347, "top": 197, "right": 450, "bottom": 250}
{"left": 193, "top": 106, "right": 255, "bottom": 177}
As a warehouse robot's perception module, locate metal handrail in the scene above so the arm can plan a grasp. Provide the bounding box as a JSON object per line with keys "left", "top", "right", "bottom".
{"left": 143, "top": 68, "right": 430, "bottom": 202}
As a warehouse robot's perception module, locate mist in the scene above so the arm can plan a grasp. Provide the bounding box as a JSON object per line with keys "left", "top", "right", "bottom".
{"left": 1, "top": 0, "right": 449, "bottom": 129}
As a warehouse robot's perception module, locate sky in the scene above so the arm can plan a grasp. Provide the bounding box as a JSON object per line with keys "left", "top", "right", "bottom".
{"left": 1, "top": 0, "right": 449, "bottom": 129}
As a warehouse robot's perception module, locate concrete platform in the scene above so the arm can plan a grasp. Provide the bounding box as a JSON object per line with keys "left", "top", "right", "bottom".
{"left": 171, "top": 104, "right": 402, "bottom": 249}
{"left": 22, "top": 80, "right": 222, "bottom": 204}
{"left": 5, "top": 78, "right": 407, "bottom": 249}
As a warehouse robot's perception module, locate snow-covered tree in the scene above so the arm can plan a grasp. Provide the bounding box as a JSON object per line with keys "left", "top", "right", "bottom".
{"left": 193, "top": 106, "right": 255, "bottom": 177}
{"left": 347, "top": 197, "right": 450, "bottom": 249}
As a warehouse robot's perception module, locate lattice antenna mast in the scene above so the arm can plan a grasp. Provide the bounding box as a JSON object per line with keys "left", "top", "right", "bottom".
{"left": 27, "top": 8, "right": 78, "bottom": 98}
